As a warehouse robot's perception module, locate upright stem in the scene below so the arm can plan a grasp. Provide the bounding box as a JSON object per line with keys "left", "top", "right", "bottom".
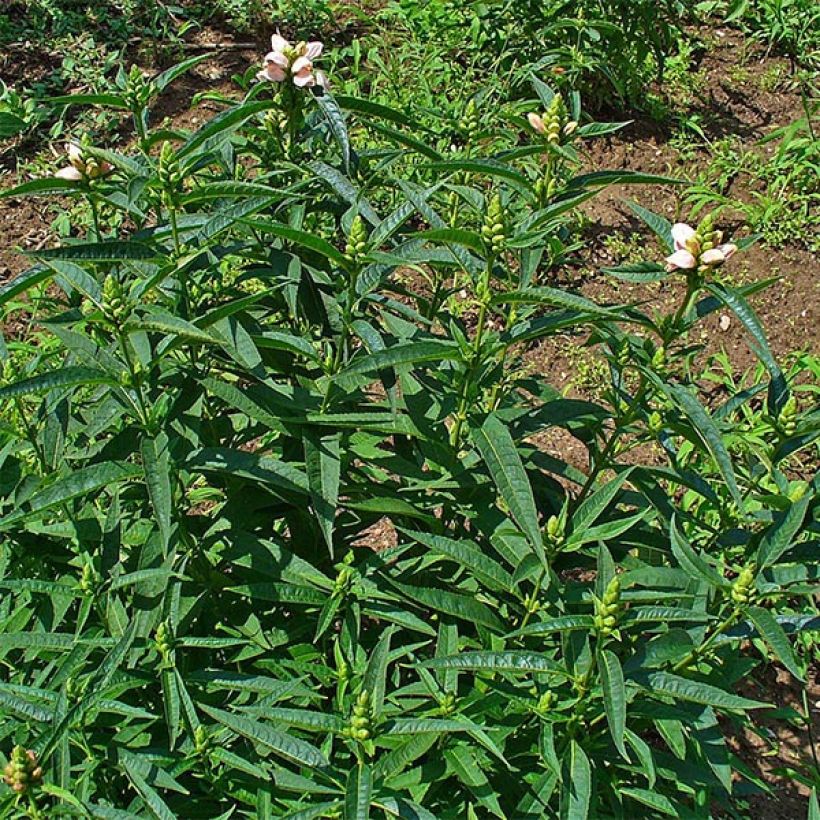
{"left": 450, "top": 258, "right": 493, "bottom": 448}
{"left": 88, "top": 194, "right": 102, "bottom": 241}
{"left": 672, "top": 608, "right": 739, "bottom": 673}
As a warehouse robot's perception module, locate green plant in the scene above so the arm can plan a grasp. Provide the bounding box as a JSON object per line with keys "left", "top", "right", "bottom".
{"left": 724, "top": 0, "right": 820, "bottom": 69}
{"left": 682, "top": 107, "right": 819, "bottom": 250}
{"left": 0, "top": 43, "right": 817, "bottom": 820}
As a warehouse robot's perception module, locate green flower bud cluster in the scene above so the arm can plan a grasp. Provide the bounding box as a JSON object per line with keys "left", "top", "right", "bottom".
{"left": 0, "top": 357, "right": 15, "bottom": 389}
{"left": 593, "top": 577, "right": 623, "bottom": 637}
{"left": 237, "top": 276, "right": 267, "bottom": 296}
{"left": 458, "top": 99, "right": 480, "bottom": 138}
{"left": 66, "top": 675, "right": 87, "bottom": 703}
{"left": 777, "top": 396, "right": 799, "bottom": 437}
{"left": 346, "top": 689, "right": 372, "bottom": 742}
{"left": 3, "top": 746, "right": 42, "bottom": 795}
{"left": 531, "top": 95, "right": 578, "bottom": 145}
{"left": 536, "top": 690, "right": 557, "bottom": 712}
{"left": 123, "top": 65, "right": 150, "bottom": 110}
{"left": 448, "top": 189, "right": 460, "bottom": 227}
{"left": 158, "top": 142, "right": 183, "bottom": 203}
{"left": 154, "top": 620, "right": 174, "bottom": 660}
{"left": 194, "top": 725, "right": 210, "bottom": 757}
{"left": 481, "top": 194, "right": 505, "bottom": 254}
{"left": 79, "top": 561, "right": 99, "bottom": 595}
{"left": 545, "top": 514, "right": 564, "bottom": 553}
{"left": 333, "top": 565, "right": 354, "bottom": 596}
{"left": 344, "top": 215, "right": 369, "bottom": 265}
{"left": 533, "top": 173, "right": 557, "bottom": 203}
{"left": 647, "top": 410, "right": 664, "bottom": 436}
{"left": 439, "top": 691, "right": 457, "bottom": 716}
{"left": 730, "top": 564, "right": 756, "bottom": 606}
{"left": 650, "top": 345, "right": 667, "bottom": 374}
{"left": 119, "top": 358, "right": 146, "bottom": 389}
{"left": 102, "top": 275, "right": 130, "bottom": 324}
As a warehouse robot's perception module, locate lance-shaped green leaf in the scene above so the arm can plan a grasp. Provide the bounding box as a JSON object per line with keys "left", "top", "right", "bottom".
{"left": 242, "top": 219, "right": 349, "bottom": 268}
{"left": 664, "top": 383, "right": 742, "bottom": 506}
{"left": 510, "top": 616, "right": 595, "bottom": 638}
{"left": 756, "top": 494, "right": 810, "bottom": 568}
{"left": 0, "top": 462, "right": 141, "bottom": 530}
{"left": 125, "top": 767, "right": 176, "bottom": 820}
{"left": 635, "top": 672, "right": 767, "bottom": 710}
{"left": 341, "top": 339, "right": 461, "bottom": 376}
{"left": 670, "top": 518, "right": 728, "bottom": 589}
{"left": 0, "top": 263, "right": 52, "bottom": 306}
{"left": 303, "top": 430, "right": 341, "bottom": 557}
{"left": 33, "top": 241, "right": 158, "bottom": 262}
{"left": 421, "top": 651, "right": 568, "bottom": 676}
{"left": 620, "top": 788, "right": 678, "bottom": 818}
{"left": 706, "top": 282, "right": 787, "bottom": 413}
{"left": 200, "top": 704, "right": 329, "bottom": 768}
{"left": 141, "top": 432, "right": 172, "bottom": 550}
{"left": 401, "top": 529, "right": 512, "bottom": 590}
{"left": 564, "top": 741, "right": 591, "bottom": 820}
{"left": 384, "top": 578, "right": 503, "bottom": 632}
{"left": 600, "top": 650, "right": 627, "bottom": 759}
{"left": 473, "top": 414, "right": 545, "bottom": 564}
{"left": 565, "top": 470, "right": 632, "bottom": 548}
{"left": 747, "top": 607, "right": 803, "bottom": 680}
{"left": 0, "top": 367, "right": 115, "bottom": 401}
{"left": 184, "top": 448, "right": 309, "bottom": 495}
{"left": 0, "top": 178, "right": 88, "bottom": 199}
{"left": 345, "top": 764, "right": 372, "bottom": 820}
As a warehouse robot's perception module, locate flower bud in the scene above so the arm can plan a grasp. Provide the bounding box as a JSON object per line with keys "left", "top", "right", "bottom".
{"left": 777, "top": 396, "right": 798, "bottom": 437}
{"left": 154, "top": 620, "right": 174, "bottom": 658}
{"left": 730, "top": 564, "right": 756, "bottom": 606}
{"left": 594, "top": 576, "right": 623, "bottom": 636}
{"left": 647, "top": 410, "right": 664, "bottom": 435}
{"left": 3, "top": 746, "right": 42, "bottom": 795}
{"left": 344, "top": 215, "right": 369, "bottom": 264}
{"left": 651, "top": 345, "right": 667, "bottom": 373}
{"left": 79, "top": 561, "right": 98, "bottom": 595}
{"left": 481, "top": 194, "right": 505, "bottom": 254}
{"left": 349, "top": 689, "right": 373, "bottom": 742}
{"left": 439, "top": 692, "right": 457, "bottom": 716}
{"left": 459, "top": 99, "right": 480, "bottom": 137}
{"left": 102, "top": 275, "right": 129, "bottom": 324}
{"left": 158, "top": 141, "right": 182, "bottom": 191}
{"left": 194, "top": 725, "right": 210, "bottom": 756}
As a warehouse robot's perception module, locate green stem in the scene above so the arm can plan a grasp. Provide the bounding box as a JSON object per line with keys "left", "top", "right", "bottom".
{"left": 88, "top": 193, "right": 102, "bottom": 241}
{"left": 450, "top": 272, "right": 491, "bottom": 449}
{"left": 518, "top": 568, "right": 546, "bottom": 633}
{"left": 168, "top": 205, "right": 182, "bottom": 260}
{"left": 116, "top": 329, "right": 150, "bottom": 428}
{"left": 672, "top": 608, "right": 740, "bottom": 673}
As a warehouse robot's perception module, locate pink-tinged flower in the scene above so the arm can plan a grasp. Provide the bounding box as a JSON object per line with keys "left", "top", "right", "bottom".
{"left": 527, "top": 112, "right": 546, "bottom": 134}
{"left": 54, "top": 142, "right": 112, "bottom": 182}
{"left": 665, "top": 221, "right": 737, "bottom": 271}
{"left": 701, "top": 244, "right": 737, "bottom": 266}
{"left": 665, "top": 248, "right": 698, "bottom": 271}
{"left": 671, "top": 222, "right": 698, "bottom": 252}
{"left": 55, "top": 165, "right": 83, "bottom": 181}
{"left": 257, "top": 33, "right": 326, "bottom": 89}
{"left": 291, "top": 56, "right": 316, "bottom": 87}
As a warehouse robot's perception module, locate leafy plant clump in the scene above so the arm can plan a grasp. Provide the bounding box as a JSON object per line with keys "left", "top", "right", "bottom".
{"left": 0, "top": 38, "right": 818, "bottom": 819}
